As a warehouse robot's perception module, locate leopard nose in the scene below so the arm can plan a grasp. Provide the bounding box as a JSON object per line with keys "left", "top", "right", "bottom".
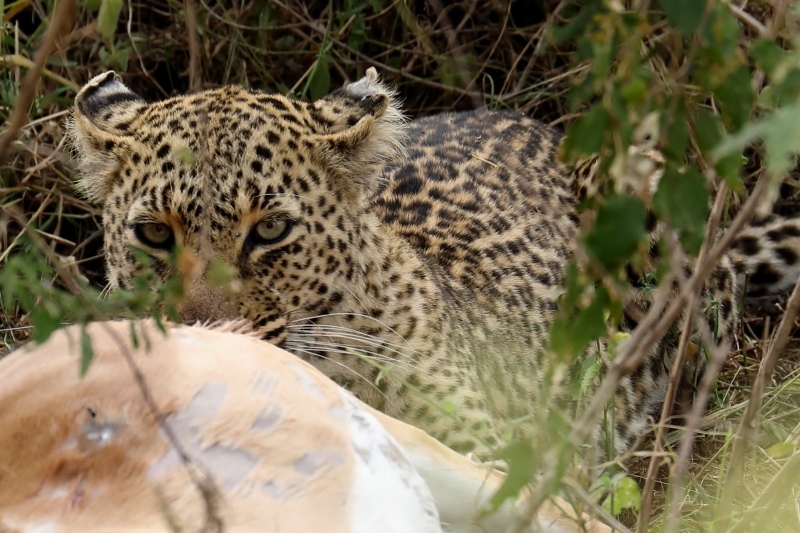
{"left": 178, "top": 284, "right": 238, "bottom": 324}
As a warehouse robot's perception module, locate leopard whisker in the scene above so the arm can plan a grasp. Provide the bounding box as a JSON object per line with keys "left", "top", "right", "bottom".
{"left": 286, "top": 338, "right": 432, "bottom": 378}
{"left": 285, "top": 345, "right": 390, "bottom": 401}
{"left": 288, "top": 311, "right": 408, "bottom": 344}
{"left": 286, "top": 325, "right": 428, "bottom": 371}
{"left": 286, "top": 322, "right": 412, "bottom": 354}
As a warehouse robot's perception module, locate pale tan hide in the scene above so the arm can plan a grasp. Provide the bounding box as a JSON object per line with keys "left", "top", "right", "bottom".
{"left": 0, "top": 321, "right": 611, "bottom": 533}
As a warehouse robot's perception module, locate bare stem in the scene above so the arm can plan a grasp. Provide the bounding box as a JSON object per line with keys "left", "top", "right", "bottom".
{"left": 509, "top": 172, "right": 771, "bottom": 532}
{"left": 99, "top": 322, "right": 223, "bottom": 532}
{"left": 714, "top": 256, "right": 800, "bottom": 531}
{"left": 0, "top": 0, "right": 74, "bottom": 169}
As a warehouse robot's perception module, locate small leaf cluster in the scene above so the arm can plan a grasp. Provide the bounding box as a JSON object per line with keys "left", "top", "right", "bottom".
{"left": 0, "top": 241, "right": 183, "bottom": 374}
{"left": 550, "top": 1, "right": 800, "bottom": 373}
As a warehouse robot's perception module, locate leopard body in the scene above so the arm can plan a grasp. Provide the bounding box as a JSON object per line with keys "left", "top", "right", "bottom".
{"left": 69, "top": 69, "right": 800, "bottom": 455}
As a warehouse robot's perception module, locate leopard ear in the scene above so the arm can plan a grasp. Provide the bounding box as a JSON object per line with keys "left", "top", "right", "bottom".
{"left": 68, "top": 71, "right": 146, "bottom": 201}
{"left": 310, "top": 68, "right": 407, "bottom": 190}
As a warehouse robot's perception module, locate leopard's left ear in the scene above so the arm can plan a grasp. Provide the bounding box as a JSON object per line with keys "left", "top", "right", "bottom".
{"left": 310, "top": 68, "right": 407, "bottom": 189}
{"left": 68, "top": 71, "right": 146, "bottom": 201}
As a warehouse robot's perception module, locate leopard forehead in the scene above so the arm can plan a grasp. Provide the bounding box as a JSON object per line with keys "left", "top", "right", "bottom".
{"left": 126, "top": 90, "right": 335, "bottom": 222}
{"left": 106, "top": 92, "right": 335, "bottom": 265}
{"left": 70, "top": 71, "right": 403, "bottom": 272}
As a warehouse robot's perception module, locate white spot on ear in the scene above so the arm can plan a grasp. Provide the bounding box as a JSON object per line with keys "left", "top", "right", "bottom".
{"left": 342, "top": 67, "right": 382, "bottom": 99}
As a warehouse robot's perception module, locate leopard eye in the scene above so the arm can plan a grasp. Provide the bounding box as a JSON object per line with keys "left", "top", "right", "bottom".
{"left": 252, "top": 219, "right": 293, "bottom": 245}
{"left": 134, "top": 222, "right": 174, "bottom": 249}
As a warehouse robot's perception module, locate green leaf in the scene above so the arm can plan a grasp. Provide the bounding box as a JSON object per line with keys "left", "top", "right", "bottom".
{"left": 308, "top": 54, "right": 332, "bottom": 101}
{"left": 437, "top": 57, "right": 460, "bottom": 88}
{"left": 79, "top": 327, "right": 94, "bottom": 377}
{"left": 207, "top": 259, "right": 235, "bottom": 286}
{"left": 79, "top": 0, "right": 104, "bottom": 11}
{"left": 550, "top": 288, "right": 610, "bottom": 360}
{"left": 557, "top": 262, "right": 584, "bottom": 312}
{"left": 583, "top": 194, "right": 647, "bottom": 270}
{"left": 129, "top": 321, "right": 140, "bottom": 349}
{"left": 562, "top": 104, "right": 611, "bottom": 161}
{"left": 714, "top": 102, "right": 800, "bottom": 175}
{"left": 694, "top": 108, "right": 723, "bottom": 152}
{"left": 602, "top": 474, "right": 642, "bottom": 515}
{"left": 620, "top": 77, "right": 647, "bottom": 104}
{"left": 715, "top": 65, "right": 754, "bottom": 131}
{"left": 750, "top": 39, "right": 786, "bottom": 78}
{"left": 653, "top": 165, "right": 709, "bottom": 254}
{"left": 657, "top": 0, "right": 706, "bottom": 37}
{"left": 440, "top": 400, "right": 457, "bottom": 414}
{"left": 97, "top": 0, "right": 124, "bottom": 40}
{"left": 174, "top": 147, "right": 196, "bottom": 165}
{"left": 695, "top": 108, "right": 743, "bottom": 188}
{"left": 575, "top": 352, "right": 602, "bottom": 398}
{"left": 30, "top": 307, "right": 62, "bottom": 344}
{"left": 258, "top": 2, "right": 275, "bottom": 29}
{"left": 551, "top": 4, "right": 602, "bottom": 44}
{"left": 347, "top": 14, "right": 367, "bottom": 49}
{"left": 766, "top": 442, "right": 796, "bottom": 460}
{"left": 485, "top": 440, "right": 535, "bottom": 514}
{"left": 665, "top": 100, "right": 689, "bottom": 160}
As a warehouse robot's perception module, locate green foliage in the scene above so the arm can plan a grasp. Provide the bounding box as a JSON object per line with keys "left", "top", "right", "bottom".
{"left": 561, "top": 104, "right": 610, "bottom": 161}
{"left": 307, "top": 53, "right": 331, "bottom": 101}
{"left": 542, "top": 1, "right": 800, "bottom": 529}
{"left": 550, "top": 287, "right": 609, "bottom": 361}
{"left": 716, "top": 102, "right": 800, "bottom": 176}
{"left": 656, "top": 0, "right": 706, "bottom": 38}
{"left": 0, "top": 238, "right": 183, "bottom": 374}
{"left": 583, "top": 194, "right": 648, "bottom": 271}
{"left": 97, "top": 0, "right": 124, "bottom": 39}
{"left": 653, "top": 166, "right": 710, "bottom": 254}
{"left": 593, "top": 472, "right": 642, "bottom": 516}
{"left": 79, "top": 327, "right": 94, "bottom": 377}
{"left": 485, "top": 440, "right": 535, "bottom": 514}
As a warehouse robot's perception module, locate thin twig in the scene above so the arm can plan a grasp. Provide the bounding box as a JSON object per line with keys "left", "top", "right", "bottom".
{"left": 99, "top": 322, "right": 223, "bottom": 532}
{"left": 0, "top": 55, "right": 79, "bottom": 91}
{"left": 562, "top": 477, "right": 634, "bottom": 533}
{"left": 4, "top": 205, "right": 84, "bottom": 296}
{"left": 729, "top": 3, "right": 768, "bottom": 37}
{"left": 184, "top": 0, "right": 202, "bottom": 93}
{"left": 427, "top": 0, "right": 483, "bottom": 109}
{"left": 637, "top": 183, "right": 729, "bottom": 532}
{"left": 510, "top": 171, "right": 772, "bottom": 532}
{"left": 715, "top": 260, "right": 800, "bottom": 531}
{"left": 0, "top": 0, "right": 74, "bottom": 169}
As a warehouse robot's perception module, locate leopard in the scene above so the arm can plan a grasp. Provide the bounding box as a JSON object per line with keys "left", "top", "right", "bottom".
{"left": 68, "top": 68, "right": 800, "bottom": 459}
